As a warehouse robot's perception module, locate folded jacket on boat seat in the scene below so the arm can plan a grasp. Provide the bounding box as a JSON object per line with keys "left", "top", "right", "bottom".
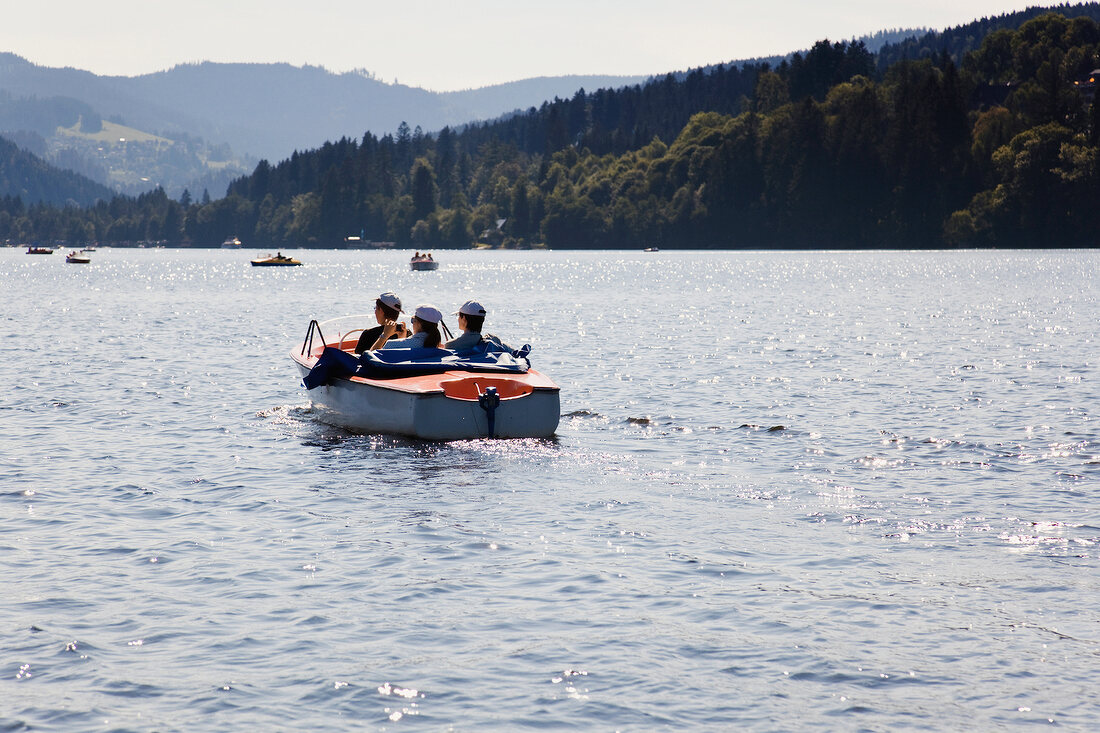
{"left": 356, "top": 346, "right": 532, "bottom": 379}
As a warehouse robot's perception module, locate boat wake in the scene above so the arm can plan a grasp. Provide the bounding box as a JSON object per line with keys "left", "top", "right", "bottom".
{"left": 738, "top": 423, "right": 789, "bottom": 432}
{"left": 257, "top": 404, "right": 314, "bottom": 421}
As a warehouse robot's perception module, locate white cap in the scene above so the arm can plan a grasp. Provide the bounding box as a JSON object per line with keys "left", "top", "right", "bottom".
{"left": 413, "top": 304, "right": 442, "bottom": 324}
{"left": 378, "top": 291, "right": 403, "bottom": 312}
{"left": 455, "top": 300, "right": 486, "bottom": 317}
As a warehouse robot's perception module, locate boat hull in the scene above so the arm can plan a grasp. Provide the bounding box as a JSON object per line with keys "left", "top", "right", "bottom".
{"left": 252, "top": 260, "right": 302, "bottom": 266}
{"left": 410, "top": 260, "right": 439, "bottom": 271}
{"left": 292, "top": 352, "right": 559, "bottom": 440}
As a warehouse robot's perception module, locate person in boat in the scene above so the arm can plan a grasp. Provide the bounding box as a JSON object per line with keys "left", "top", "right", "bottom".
{"left": 445, "top": 300, "right": 487, "bottom": 351}
{"left": 371, "top": 304, "right": 444, "bottom": 350}
{"left": 302, "top": 291, "right": 404, "bottom": 389}
{"left": 354, "top": 291, "right": 405, "bottom": 353}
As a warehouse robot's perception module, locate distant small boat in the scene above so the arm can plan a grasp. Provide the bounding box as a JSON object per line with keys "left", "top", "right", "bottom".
{"left": 222, "top": 237, "right": 243, "bottom": 249}
{"left": 344, "top": 235, "right": 395, "bottom": 249}
{"left": 643, "top": 247, "right": 660, "bottom": 252}
{"left": 65, "top": 251, "right": 91, "bottom": 264}
{"left": 81, "top": 246, "right": 97, "bottom": 252}
{"left": 26, "top": 246, "right": 53, "bottom": 255}
{"left": 410, "top": 253, "right": 438, "bottom": 271}
{"left": 251, "top": 252, "right": 302, "bottom": 267}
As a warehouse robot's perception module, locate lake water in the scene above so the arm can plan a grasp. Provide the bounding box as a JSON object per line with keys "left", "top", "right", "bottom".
{"left": 2, "top": 247, "right": 1098, "bottom": 730}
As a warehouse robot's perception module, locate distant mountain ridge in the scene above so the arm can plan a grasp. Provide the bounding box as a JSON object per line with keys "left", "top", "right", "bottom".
{"left": 0, "top": 53, "right": 648, "bottom": 161}
{"left": 0, "top": 52, "right": 649, "bottom": 199}
{"left": 4, "top": 3, "right": 1098, "bottom": 210}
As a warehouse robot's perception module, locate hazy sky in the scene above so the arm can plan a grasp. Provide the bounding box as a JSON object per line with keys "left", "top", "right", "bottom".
{"left": 5, "top": 1, "right": 1050, "bottom": 90}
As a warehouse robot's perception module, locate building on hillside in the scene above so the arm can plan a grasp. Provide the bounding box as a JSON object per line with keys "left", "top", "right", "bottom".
{"left": 1073, "top": 69, "right": 1100, "bottom": 106}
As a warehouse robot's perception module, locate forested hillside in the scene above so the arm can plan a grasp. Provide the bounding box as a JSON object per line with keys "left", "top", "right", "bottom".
{"left": 0, "top": 135, "right": 113, "bottom": 208}
{"left": 874, "top": 2, "right": 1100, "bottom": 69}
{"left": 4, "top": 6, "right": 1100, "bottom": 248}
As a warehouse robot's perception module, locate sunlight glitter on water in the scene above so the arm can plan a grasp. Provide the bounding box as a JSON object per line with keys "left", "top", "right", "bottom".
{"left": 2, "top": 248, "right": 1098, "bottom": 730}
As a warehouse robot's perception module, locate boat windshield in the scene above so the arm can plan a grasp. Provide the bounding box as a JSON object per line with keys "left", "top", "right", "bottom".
{"left": 313, "top": 315, "right": 378, "bottom": 349}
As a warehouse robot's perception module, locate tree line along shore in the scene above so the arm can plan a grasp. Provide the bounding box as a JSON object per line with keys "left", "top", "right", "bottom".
{"left": 4, "top": 10, "right": 1100, "bottom": 249}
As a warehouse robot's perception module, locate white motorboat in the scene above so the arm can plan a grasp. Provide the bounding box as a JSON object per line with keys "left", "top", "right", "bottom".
{"left": 292, "top": 316, "right": 560, "bottom": 440}
{"left": 410, "top": 254, "right": 438, "bottom": 270}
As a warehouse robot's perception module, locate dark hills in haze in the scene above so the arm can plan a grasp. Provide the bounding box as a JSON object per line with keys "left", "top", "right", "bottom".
{"left": 4, "top": 3, "right": 1100, "bottom": 250}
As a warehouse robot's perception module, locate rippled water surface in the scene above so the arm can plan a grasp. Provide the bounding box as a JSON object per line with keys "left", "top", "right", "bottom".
{"left": 2, "top": 248, "right": 1098, "bottom": 730}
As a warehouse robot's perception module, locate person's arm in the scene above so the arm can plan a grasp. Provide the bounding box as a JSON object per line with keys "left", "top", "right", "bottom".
{"left": 370, "top": 320, "right": 402, "bottom": 350}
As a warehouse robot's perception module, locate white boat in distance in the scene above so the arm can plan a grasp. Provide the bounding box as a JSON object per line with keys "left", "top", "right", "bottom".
{"left": 221, "top": 236, "right": 243, "bottom": 249}
{"left": 410, "top": 253, "right": 438, "bottom": 270}
{"left": 292, "top": 316, "right": 560, "bottom": 440}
